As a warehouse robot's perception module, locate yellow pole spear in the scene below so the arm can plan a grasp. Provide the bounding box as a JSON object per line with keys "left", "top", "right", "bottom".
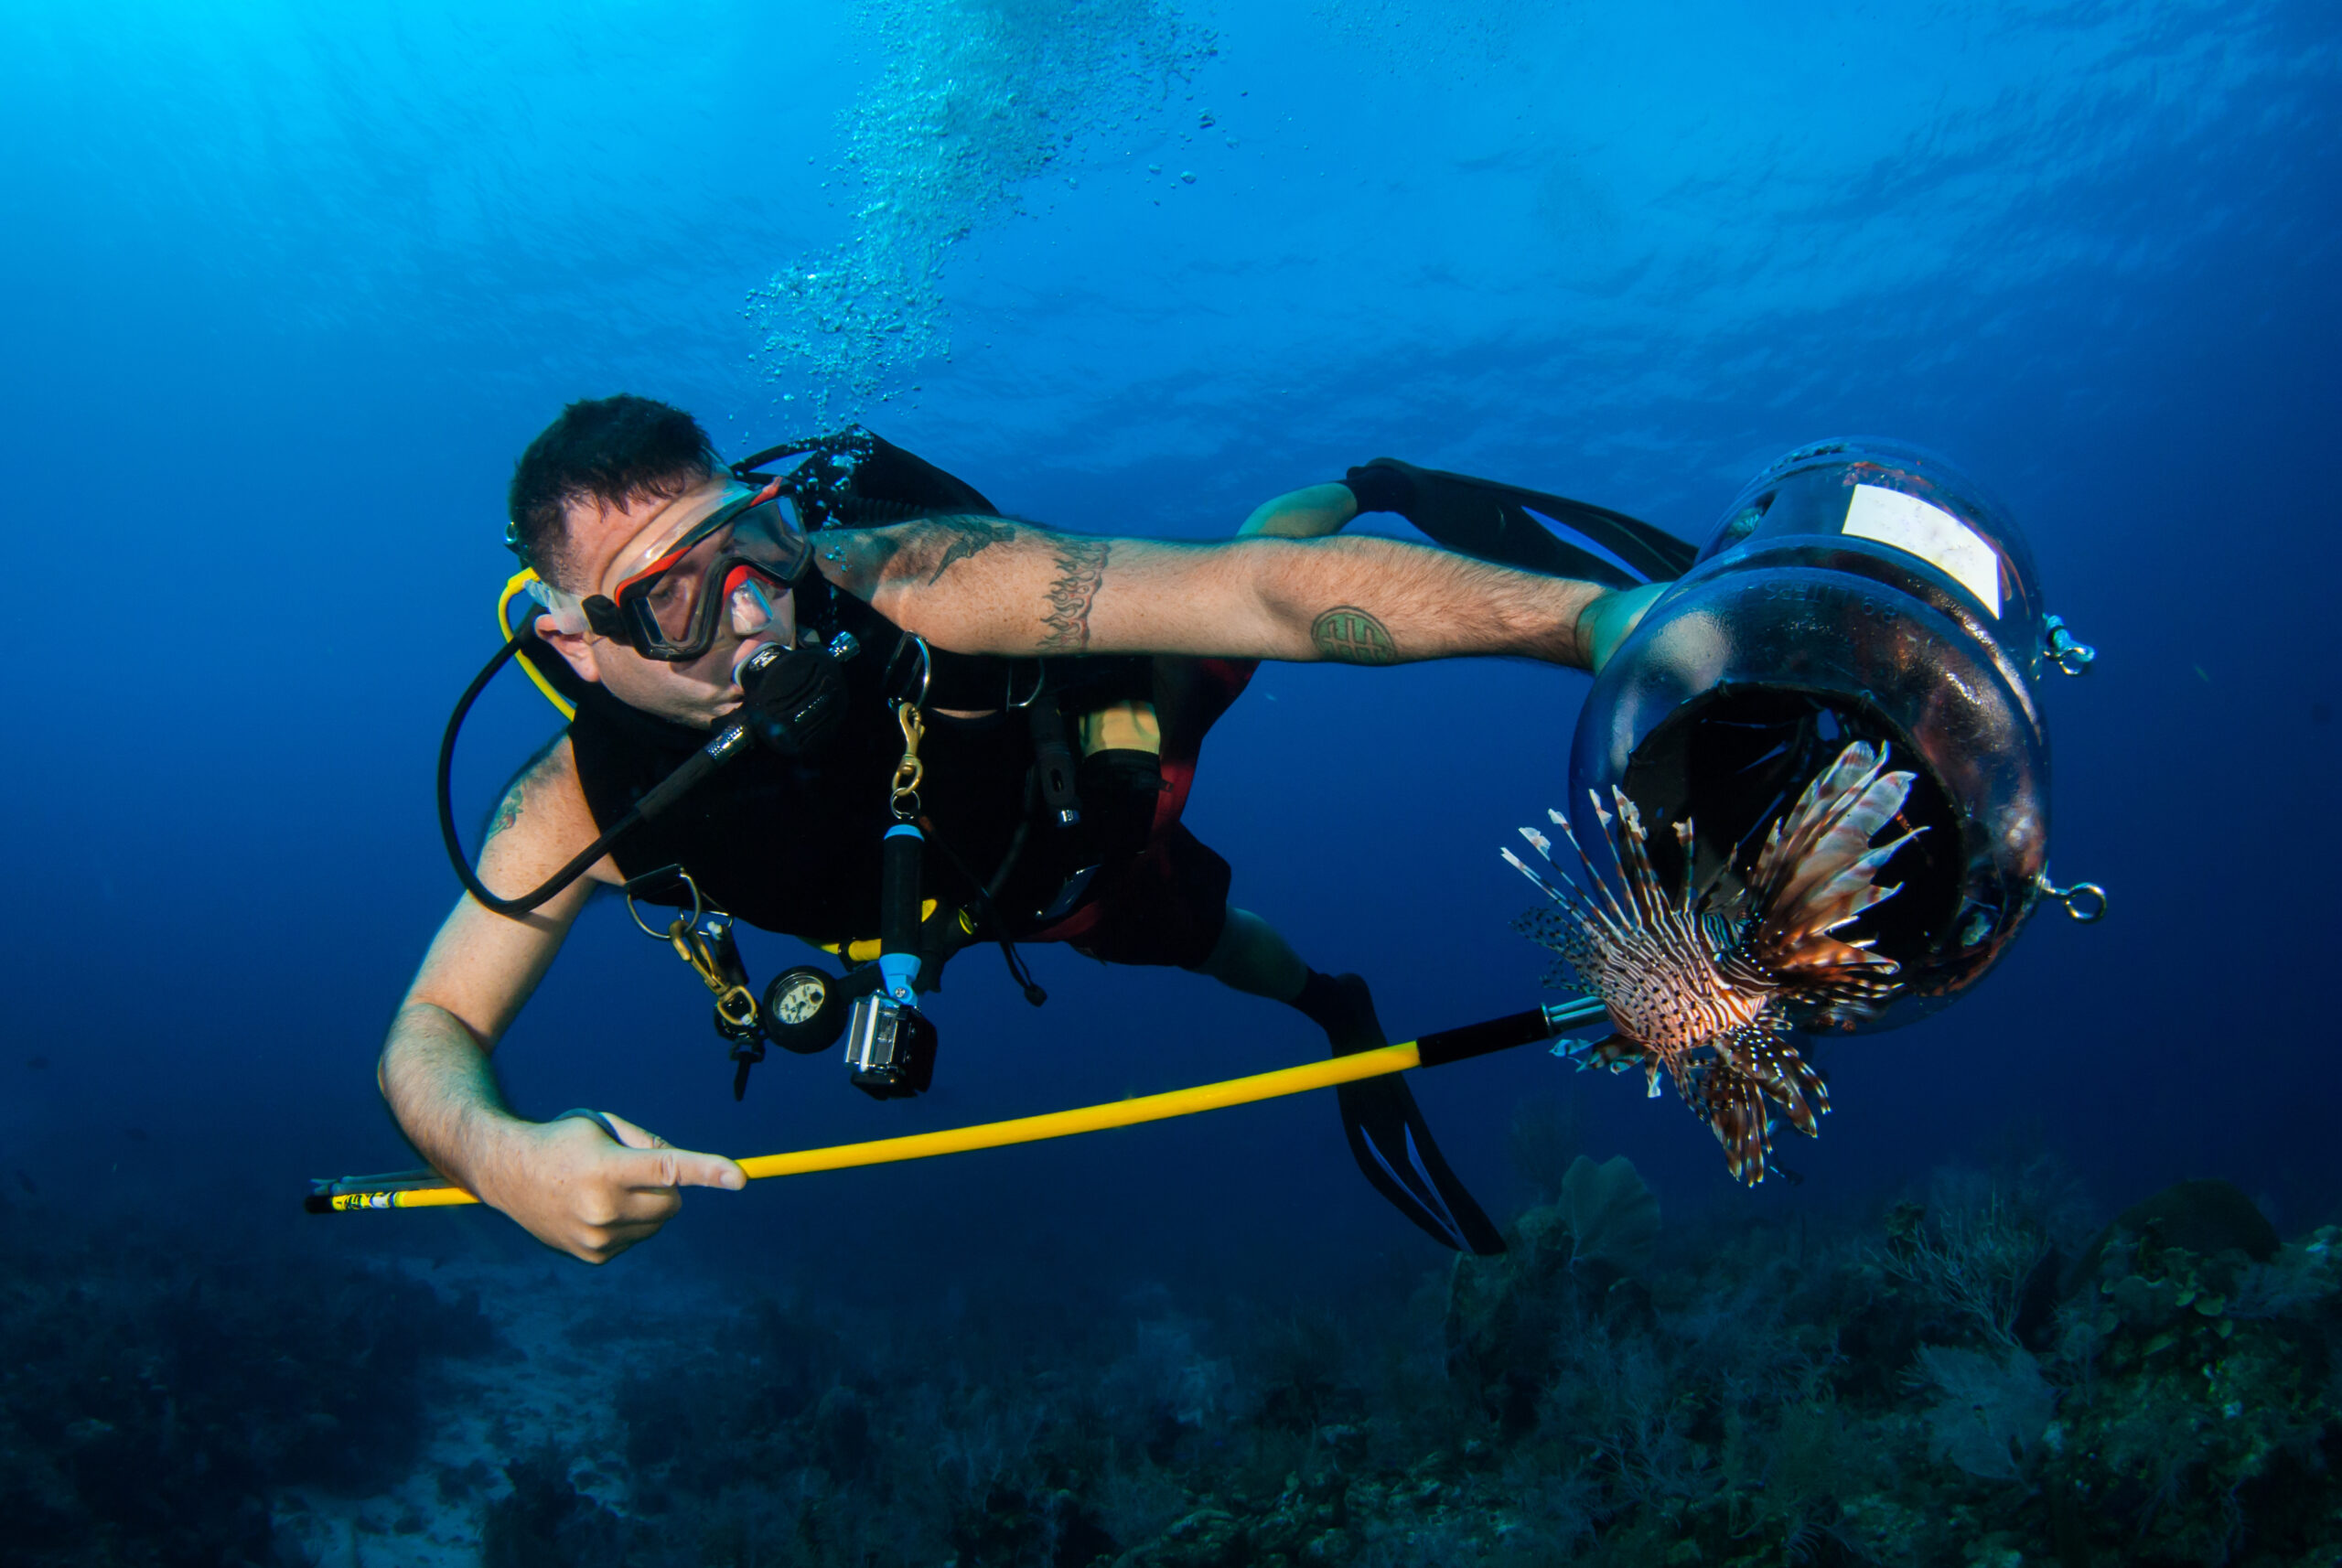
{"left": 306, "top": 1004, "right": 1597, "bottom": 1214}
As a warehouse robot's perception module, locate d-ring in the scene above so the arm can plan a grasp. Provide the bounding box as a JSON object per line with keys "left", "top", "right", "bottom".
{"left": 882, "top": 634, "right": 933, "bottom": 711}
{"left": 1005, "top": 659, "right": 1047, "bottom": 710}
{"left": 2036, "top": 875, "right": 2107, "bottom": 923}
{"left": 623, "top": 865, "right": 704, "bottom": 938}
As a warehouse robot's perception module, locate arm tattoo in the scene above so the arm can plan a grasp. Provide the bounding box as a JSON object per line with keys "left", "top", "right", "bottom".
{"left": 925, "top": 516, "right": 1017, "bottom": 584}
{"left": 483, "top": 736, "right": 560, "bottom": 843}
{"left": 1038, "top": 537, "right": 1111, "bottom": 653}
{"left": 1311, "top": 606, "right": 1399, "bottom": 665}
{"left": 487, "top": 779, "right": 525, "bottom": 839}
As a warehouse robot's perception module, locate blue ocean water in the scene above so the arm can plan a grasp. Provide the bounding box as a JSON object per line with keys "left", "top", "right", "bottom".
{"left": 3, "top": 2, "right": 2337, "bottom": 1562}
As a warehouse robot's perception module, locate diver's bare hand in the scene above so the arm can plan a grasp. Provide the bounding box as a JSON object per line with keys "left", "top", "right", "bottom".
{"left": 481, "top": 1112, "right": 745, "bottom": 1264}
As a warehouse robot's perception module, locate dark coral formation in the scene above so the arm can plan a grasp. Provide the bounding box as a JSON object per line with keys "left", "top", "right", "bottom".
{"left": 8, "top": 1168, "right": 2339, "bottom": 1566}
{"left": 0, "top": 1208, "right": 500, "bottom": 1568}
{"left": 467, "top": 1168, "right": 2342, "bottom": 1567}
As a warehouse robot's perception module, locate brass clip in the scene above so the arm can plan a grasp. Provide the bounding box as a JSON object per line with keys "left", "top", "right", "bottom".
{"left": 670, "top": 918, "right": 758, "bottom": 1026}
{"left": 890, "top": 702, "right": 927, "bottom": 820}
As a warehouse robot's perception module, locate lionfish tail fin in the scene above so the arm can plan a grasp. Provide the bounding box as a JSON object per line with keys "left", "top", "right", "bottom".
{"left": 1746, "top": 742, "right": 1922, "bottom": 981}
{"left": 1692, "top": 1058, "right": 1775, "bottom": 1186}
{"left": 1728, "top": 1028, "right": 1831, "bottom": 1136}
{"left": 1677, "top": 1028, "right": 1833, "bottom": 1185}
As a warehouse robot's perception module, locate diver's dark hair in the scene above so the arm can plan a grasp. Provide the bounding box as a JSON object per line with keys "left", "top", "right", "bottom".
{"left": 508, "top": 394, "right": 722, "bottom": 589}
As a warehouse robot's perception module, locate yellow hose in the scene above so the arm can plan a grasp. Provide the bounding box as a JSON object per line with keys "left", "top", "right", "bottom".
{"left": 318, "top": 1040, "right": 1424, "bottom": 1212}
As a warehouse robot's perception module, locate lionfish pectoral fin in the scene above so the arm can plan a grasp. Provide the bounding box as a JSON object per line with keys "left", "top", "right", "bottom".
{"left": 1552, "top": 1032, "right": 1649, "bottom": 1077}
{"left": 1751, "top": 742, "right": 1907, "bottom": 903}
{"left": 1745, "top": 742, "right": 1926, "bottom": 982}
{"left": 1761, "top": 929, "right": 1904, "bottom": 985}
{"left": 1768, "top": 829, "right": 1929, "bottom": 950}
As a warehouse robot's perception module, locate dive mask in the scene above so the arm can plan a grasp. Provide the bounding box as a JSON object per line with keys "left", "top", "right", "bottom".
{"left": 539, "top": 483, "right": 815, "bottom": 662}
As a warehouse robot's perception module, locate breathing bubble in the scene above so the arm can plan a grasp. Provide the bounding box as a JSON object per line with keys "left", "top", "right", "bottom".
{"left": 748, "top": 0, "right": 1216, "bottom": 422}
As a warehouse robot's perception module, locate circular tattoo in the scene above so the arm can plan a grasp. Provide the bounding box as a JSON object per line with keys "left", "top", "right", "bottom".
{"left": 1311, "top": 606, "right": 1398, "bottom": 665}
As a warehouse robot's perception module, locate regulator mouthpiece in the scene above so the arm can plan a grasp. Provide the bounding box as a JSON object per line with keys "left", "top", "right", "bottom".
{"left": 737, "top": 635, "right": 857, "bottom": 758}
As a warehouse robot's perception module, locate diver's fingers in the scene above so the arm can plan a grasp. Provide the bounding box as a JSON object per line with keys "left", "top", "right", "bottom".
{"left": 594, "top": 1112, "right": 747, "bottom": 1185}
{"left": 613, "top": 1141, "right": 748, "bottom": 1194}
{"left": 593, "top": 1111, "right": 664, "bottom": 1150}
{"left": 566, "top": 1212, "right": 672, "bottom": 1265}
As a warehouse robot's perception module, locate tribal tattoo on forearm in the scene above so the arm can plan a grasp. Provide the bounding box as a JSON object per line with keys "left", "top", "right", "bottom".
{"left": 924, "top": 516, "right": 1017, "bottom": 584}
{"left": 1038, "top": 537, "right": 1111, "bottom": 653}
{"left": 1310, "top": 606, "right": 1399, "bottom": 664}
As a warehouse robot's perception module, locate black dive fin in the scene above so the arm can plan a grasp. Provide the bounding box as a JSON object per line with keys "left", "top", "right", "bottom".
{"left": 1337, "top": 1077, "right": 1508, "bottom": 1255}
{"left": 1318, "top": 975, "right": 1506, "bottom": 1255}
{"left": 1346, "top": 457, "right": 1697, "bottom": 586}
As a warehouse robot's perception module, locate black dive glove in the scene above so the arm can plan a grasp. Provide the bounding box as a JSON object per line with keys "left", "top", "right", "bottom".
{"left": 738, "top": 644, "right": 850, "bottom": 757}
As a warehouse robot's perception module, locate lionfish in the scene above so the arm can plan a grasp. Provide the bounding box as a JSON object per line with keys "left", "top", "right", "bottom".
{"left": 1502, "top": 741, "right": 1924, "bottom": 1185}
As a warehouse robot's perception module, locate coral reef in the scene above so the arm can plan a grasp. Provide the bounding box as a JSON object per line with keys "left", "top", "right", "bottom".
{"left": 461, "top": 1165, "right": 2342, "bottom": 1567}
{"left": 8, "top": 1166, "right": 2338, "bottom": 1566}
{"left": 0, "top": 1208, "right": 500, "bottom": 1567}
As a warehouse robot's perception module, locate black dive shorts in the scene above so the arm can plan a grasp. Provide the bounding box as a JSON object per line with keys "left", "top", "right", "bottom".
{"left": 1058, "top": 825, "right": 1232, "bottom": 971}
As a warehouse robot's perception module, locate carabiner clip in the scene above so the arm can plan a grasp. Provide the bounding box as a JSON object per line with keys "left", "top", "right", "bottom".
{"left": 624, "top": 865, "right": 705, "bottom": 939}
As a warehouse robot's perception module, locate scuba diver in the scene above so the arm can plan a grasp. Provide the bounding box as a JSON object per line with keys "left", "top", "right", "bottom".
{"left": 385, "top": 396, "right": 1674, "bottom": 1263}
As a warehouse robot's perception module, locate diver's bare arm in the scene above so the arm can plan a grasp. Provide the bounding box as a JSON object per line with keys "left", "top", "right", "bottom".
{"left": 815, "top": 519, "right": 1612, "bottom": 669}
{"left": 378, "top": 738, "right": 607, "bottom": 1199}
{"left": 378, "top": 740, "right": 742, "bottom": 1262}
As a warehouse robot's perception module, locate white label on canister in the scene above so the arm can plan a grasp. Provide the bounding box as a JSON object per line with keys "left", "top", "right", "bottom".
{"left": 1842, "top": 484, "right": 2003, "bottom": 618}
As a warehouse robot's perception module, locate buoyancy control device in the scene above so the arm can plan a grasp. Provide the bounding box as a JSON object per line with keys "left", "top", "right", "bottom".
{"left": 443, "top": 427, "right": 1155, "bottom": 1102}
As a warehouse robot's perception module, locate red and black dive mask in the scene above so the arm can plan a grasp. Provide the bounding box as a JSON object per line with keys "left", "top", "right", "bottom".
{"left": 581, "top": 485, "right": 815, "bottom": 662}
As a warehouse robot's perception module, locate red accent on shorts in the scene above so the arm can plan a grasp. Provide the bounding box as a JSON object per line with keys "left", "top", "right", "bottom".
{"left": 1025, "top": 655, "right": 1257, "bottom": 950}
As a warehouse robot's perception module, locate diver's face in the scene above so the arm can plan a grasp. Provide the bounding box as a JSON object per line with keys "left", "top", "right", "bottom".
{"left": 538, "top": 474, "right": 799, "bottom": 729}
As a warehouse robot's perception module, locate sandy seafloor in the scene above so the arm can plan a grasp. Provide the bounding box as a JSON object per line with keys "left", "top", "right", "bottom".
{"left": 266, "top": 1262, "right": 671, "bottom": 1567}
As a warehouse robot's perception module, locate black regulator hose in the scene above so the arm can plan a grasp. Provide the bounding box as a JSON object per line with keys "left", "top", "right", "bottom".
{"left": 438, "top": 639, "right": 821, "bottom": 918}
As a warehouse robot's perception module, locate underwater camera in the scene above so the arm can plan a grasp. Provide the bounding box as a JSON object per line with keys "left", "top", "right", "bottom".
{"left": 751, "top": 961, "right": 940, "bottom": 1101}
{"left": 1570, "top": 437, "right": 2096, "bottom": 1033}
{"left": 843, "top": 993, "right": 939, "bottom": 1099}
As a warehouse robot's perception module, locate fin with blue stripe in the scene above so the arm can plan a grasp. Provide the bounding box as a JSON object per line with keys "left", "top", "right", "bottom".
{"left": 1316, "top": 973, "right": 1506, "bottom": 1255}
{"left": 1343, "top": 456, "right": 1696, "bottom": 586}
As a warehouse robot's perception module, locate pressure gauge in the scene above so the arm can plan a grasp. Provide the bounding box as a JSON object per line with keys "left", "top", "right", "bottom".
{"left": 762, "top": 966, "right": 848, "bottom": 1055}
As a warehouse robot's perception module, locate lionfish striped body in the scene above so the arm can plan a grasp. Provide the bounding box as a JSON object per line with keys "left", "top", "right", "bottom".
{"left": 1502, "top": 742, "right": 1923, "bottom": 1184}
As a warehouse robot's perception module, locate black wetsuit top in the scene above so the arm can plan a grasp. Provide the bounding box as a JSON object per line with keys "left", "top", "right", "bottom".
{"left": 552, "top": 591, "right": 1155, "bottom": 948}
{"left": 532, "top": 427, "right": 1157, "bottom": 948}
